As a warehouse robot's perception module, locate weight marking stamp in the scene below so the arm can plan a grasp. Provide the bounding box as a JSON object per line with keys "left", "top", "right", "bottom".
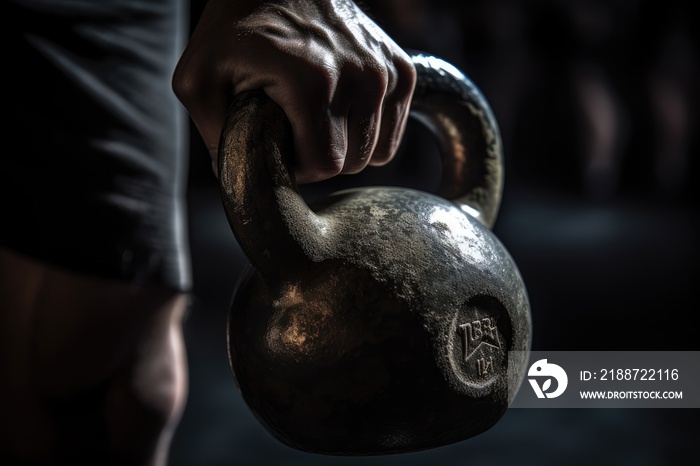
{"left": 459, "top": 316, "right": 501, "bottom": 361}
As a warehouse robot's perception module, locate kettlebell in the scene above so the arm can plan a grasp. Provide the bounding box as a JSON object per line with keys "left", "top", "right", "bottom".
{"left": 218, "top": 52, "right": 531, "bottom": 455}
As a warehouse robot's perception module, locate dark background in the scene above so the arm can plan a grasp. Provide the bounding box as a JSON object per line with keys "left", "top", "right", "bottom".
{"left": 171, "top": 0, "right": 699, "bottom": 464}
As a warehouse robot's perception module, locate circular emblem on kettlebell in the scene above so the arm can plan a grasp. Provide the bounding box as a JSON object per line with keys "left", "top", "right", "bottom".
{"left": 449, "top": 295, "right": 510, "bottom": 390}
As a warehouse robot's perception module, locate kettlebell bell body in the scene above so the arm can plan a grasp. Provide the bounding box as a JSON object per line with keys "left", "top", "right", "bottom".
{"left": 219, "top": 53, "right": 531, "bottom": 455}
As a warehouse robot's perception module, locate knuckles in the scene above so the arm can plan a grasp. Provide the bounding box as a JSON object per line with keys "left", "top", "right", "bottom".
{"left": 171, "top": 67, "right": 197, "bottom": 105}
{"left": 296, "top": 158, "right": 344, "bottom": 184}
{"left": 392, "top": 52, "right": 418, "bottom": 98}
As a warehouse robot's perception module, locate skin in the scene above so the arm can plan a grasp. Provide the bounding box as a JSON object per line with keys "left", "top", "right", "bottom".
{"left": 173, "top": 0, "right": 417, "bottom": 183}
{"left": 0, "top": 247, "right": 188, "bottom": 466}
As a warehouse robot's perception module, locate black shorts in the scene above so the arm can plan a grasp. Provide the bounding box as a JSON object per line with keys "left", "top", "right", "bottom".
{"left": 3, "top": 0, "right": 192, "bottom": 292}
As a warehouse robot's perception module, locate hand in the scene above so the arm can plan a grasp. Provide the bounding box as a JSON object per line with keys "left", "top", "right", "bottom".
{"left": 172, "top": 0, "right": 416, "bottom": 183}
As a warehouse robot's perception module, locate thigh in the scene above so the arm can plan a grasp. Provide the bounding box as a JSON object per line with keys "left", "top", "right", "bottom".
{"left": 0, "top": 247, "right": 189, "bottom": 465}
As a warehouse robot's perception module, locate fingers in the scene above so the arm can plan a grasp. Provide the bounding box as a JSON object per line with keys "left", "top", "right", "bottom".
{"left": 281, "top": 53, "right": 416, "bottom": 184}
{"left": 284, "top": 63, "right": 384, "bottom": 181}
{"left": 284, "top": 97, "right": 348, "bottom": 185}
{"left": 367, "top": 52, "right": 416, "bottom": 168}
{"left": 342, "top": 65, "right": 383, "bottom": 175}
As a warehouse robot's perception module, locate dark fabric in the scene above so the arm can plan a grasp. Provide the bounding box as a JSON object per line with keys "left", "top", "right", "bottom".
{"left": 2, "top": 0, "right": 192, "bottom": 291}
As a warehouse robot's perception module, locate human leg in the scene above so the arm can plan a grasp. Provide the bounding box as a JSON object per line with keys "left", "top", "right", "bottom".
{"left": 0, "top": 247, "right": 189, "bottom": 465}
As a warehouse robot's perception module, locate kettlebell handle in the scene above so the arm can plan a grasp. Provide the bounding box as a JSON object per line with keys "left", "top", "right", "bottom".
{"left": 219, "top": 51, "right": 504, "bottom": 282}
{"left": 409, "top": 51, "right": 502, "bottom": 228}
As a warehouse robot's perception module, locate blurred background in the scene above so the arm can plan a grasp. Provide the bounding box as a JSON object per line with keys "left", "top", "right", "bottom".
{"left": 171, "top": 0, "right": 698, "bottom": 464}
